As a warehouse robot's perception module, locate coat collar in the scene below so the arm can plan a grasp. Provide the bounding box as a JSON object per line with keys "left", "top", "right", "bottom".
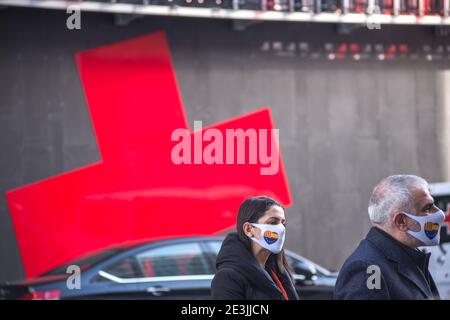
{"left": 366, "top": 227, "right": 434, "bottom": 299}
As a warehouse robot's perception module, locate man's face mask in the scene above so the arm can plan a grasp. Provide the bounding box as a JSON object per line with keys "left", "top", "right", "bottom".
{"left": 402, "top": 210, "right": 446, "bottom": 246}
{"left": 249, "top": 223, "right": 286, "bottom": 254}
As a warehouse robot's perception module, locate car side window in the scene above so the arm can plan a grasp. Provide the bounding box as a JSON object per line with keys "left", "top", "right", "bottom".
{"left": 101, "top": 242, "right": 212, "bottom": 280}
{"left": 101, "top": 256, "right": 142, "bottom": 279}
{"left": 205, "top": 241, "right": 222, "bottom": 256}
{"left": 104, "top": 243, "right": 212, "bottom": 279}
{"left": 135, "top": 243, "right": 211, "bottom": 277}
{"left": 203, "top": 241, "right": 223, "bottom": 272}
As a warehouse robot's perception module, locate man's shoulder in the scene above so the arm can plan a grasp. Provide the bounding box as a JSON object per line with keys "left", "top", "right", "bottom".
{"left": 341, "top": 237, "right": 388, "bottom": 269}
{"left": 334, "top": 240, "right": 393, "bottom": 299}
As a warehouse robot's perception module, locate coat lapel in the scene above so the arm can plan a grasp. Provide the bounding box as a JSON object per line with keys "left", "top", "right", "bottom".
{"left": 395, "top": 260, "right": 433, "bottom": 299}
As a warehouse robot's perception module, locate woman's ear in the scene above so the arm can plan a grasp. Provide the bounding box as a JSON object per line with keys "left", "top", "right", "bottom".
{"left": 243, "top": 222, "right": 254, "bottom": 238}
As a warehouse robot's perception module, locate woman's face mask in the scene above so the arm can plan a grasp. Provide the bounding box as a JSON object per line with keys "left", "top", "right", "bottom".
{"left": 249, "top": 223, "right": 286, "bottom": 254}
{"left": 402, "top": 210, "right": 446, "bottom": 246}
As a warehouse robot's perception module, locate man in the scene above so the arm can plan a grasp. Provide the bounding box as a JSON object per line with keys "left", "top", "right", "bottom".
{"left": 334, "top": 175, "right": 446, "bottom": 299}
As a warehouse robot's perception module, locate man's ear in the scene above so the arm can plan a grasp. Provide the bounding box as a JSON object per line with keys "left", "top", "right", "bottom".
{"left": 393, "top": 211, "right": 421, "bottom": 232}
{"left": 393, "top": 211, "right": 409, "bottom": 232}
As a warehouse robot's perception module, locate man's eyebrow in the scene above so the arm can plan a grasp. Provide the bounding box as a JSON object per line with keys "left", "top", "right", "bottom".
{"left": 421, "top": 202, "right": 434, "bottom": 211}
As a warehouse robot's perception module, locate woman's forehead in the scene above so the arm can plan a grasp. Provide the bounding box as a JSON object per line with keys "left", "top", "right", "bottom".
{"left": 264, "top": 205, "right": 285, "bottom": 218}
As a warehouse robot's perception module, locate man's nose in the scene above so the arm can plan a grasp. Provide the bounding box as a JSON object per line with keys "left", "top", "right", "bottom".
{"left": 431, "top": 205, "right": 441, "bottom": 213}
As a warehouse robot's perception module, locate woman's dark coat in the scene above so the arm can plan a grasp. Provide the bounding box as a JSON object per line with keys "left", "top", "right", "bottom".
{"left": 211, "top": 232, "right": 299, "bottom": 300}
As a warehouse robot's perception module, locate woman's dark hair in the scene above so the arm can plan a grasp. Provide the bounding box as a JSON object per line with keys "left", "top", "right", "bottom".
{"left": 236, "top": 196, "right": 293, "bottom": 279}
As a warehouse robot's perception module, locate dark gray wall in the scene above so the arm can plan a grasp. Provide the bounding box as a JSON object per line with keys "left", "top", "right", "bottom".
{"left": 1, "top": 7, "right": 449, "bottom": 281}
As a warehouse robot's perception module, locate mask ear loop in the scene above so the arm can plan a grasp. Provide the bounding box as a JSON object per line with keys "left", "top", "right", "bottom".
{"left": 401, "top": 212, "right": 422, "bottom": 232}
{"left": 248, "top": 223, "right": 258, "bottom": 239}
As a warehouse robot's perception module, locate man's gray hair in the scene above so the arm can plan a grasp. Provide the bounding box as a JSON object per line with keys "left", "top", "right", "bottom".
{"left": 368, "top": 175, "right": 429, "bottom": 226}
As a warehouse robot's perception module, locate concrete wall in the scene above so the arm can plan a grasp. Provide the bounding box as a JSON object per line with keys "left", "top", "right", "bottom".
{"left": 437, "top": 70, "right": 450, "bottom": 181}
{"left": 0, "top": 6, "right": 449, "bottom": 281}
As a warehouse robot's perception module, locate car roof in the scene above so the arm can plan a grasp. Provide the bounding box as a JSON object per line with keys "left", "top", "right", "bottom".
{"left": 112, "top": 235, "right": 225, "bottom": 249}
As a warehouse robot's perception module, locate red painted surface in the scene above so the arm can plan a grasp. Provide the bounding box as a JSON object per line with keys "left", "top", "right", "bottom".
{"left": 6, "top": 32, "right": 292, "bottom": 278}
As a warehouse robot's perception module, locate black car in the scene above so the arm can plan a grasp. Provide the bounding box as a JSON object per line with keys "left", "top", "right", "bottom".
{"left": 0, "top": 236, "right": 337, "bottom": 300}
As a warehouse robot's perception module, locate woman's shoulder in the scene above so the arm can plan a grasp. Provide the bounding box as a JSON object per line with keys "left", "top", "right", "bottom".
{"left": 213, "top": 266, "right": 246, "bottom": 281}
{"left": 211, "top": 267, "right": 249, "bottom": 300}
{"left": 212, "top": 266, "right": 250, "bottom": 290}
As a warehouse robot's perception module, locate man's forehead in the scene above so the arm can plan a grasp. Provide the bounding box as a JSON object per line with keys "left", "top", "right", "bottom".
{"left": 412, "top": 187, "right": 434, "bottom": 204}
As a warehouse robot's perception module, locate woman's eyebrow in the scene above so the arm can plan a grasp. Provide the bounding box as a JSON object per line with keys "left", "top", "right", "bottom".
{"left": 268, "top": 216, "right": 285, "bottom": 222}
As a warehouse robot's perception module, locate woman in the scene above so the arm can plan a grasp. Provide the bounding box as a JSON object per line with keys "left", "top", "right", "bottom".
{"left": 211, "top": 196, "right": 299, "bottom": 300}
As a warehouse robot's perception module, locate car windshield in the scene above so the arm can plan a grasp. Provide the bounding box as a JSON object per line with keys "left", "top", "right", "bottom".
{"left": 42, "top": 248, "right": 126, "bottom": 277}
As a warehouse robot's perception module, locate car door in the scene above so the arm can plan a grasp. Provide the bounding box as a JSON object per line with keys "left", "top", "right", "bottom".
{"left": 85, "top": 255, "right": 148, "bottom": 300}
{"left": 424, "top": 243, "right": 450, "bottom": 299}
{"left": 96, "top": 241, "right": 214, "bottom": 300}
{"left": 425, "top": 189, "right": 450, "bottom": 299}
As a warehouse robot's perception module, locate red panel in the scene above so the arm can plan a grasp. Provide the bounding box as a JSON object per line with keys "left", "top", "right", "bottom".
{"left": 6, "top": 32, "right": 292, "bottom": 278}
